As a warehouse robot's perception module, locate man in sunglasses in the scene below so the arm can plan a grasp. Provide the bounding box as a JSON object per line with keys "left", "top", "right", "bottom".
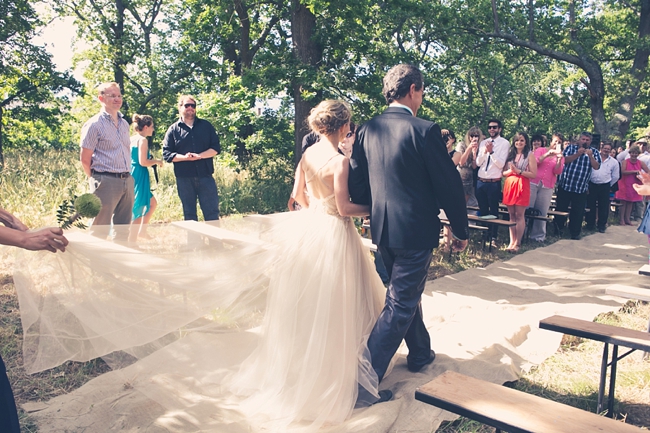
{"left": 475, "top": 119, "right": 509, "bottom": 240}
{"left": 163, "top": 95, "right": 221, "bottom": 221}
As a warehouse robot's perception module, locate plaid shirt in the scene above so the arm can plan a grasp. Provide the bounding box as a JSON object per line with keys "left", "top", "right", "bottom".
{"left": 558, "top": 144, "right": 602, "bottom": 193}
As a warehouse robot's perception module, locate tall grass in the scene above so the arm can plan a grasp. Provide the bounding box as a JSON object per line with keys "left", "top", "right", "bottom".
{"left": 0, "top": 149, "right": 293, "bottom": 228}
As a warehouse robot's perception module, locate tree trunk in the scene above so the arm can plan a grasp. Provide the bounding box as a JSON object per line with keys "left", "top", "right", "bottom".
{"left": 291, "top": 0, "right": 322, "bottom": 165}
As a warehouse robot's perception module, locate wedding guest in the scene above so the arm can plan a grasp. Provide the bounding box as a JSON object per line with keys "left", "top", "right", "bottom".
{"left": 555, "top": 131, "right": 601, "bottom": 240}
{"left": 0, "top": 207, "right": 68, "bottom": 433}
{"left": 616, "top": 145, "right": 649, "bottom": 225}
{"left": 458, "top": 126, "right": 483, "bottom": 207}
{"left": 80, "top": 82, "right": 134, "bottom": 242}
{"left": 162, "top": 95, "right": 221, "bottom": 221}
{"left": 129, "top": 114, "right": 163, "bottom": 241}
{"left": 442, "top": 129, "right": 461, "bottom": 166}
{"left": 476, "top": 119, "right": 509, "bottom": 239}
{"left": 585, "top": 142, "right": 619, "bottom": 232}
{"left": 338, "top": 122, "right": 356, "bottom": 158}
{"left": 502, "top": 132, "right": 537, "bottom": 252}
{"left": 528, "top": 133, "right": 564, "bottom": 242}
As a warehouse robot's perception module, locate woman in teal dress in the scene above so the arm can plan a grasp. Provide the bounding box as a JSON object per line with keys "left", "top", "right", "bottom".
{"left": 129, "top": 114, "right": 163, "bottom": 241}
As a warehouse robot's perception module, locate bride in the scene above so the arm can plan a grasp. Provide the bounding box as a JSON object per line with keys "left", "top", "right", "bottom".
{"left": 229, "top": 99, "right": 390, "bottom": 430}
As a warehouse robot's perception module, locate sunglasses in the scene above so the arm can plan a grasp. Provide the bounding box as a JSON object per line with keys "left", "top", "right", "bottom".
{"left": 346, "top": 131, "right": 354, "bottom": 138}
{"left": 183, "top": 103, "right": 197, "bottom": 109}
{"left": 470, "top": 134, "right": 479, "bottom": 138}
{"left": 487, "top": 125, "right": 499, "bottom": 129}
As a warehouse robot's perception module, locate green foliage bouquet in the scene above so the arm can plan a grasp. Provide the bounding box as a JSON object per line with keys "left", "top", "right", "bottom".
{"left": 57, "top": 193, "right": 102, "bottom": 230}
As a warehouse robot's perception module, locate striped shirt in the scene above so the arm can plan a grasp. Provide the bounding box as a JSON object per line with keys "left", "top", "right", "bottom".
{"left": 80, "top": 110, "right": 131, "bottom": 173}
{"left": 558, "top": 144, "right": 602, "bottom": 193}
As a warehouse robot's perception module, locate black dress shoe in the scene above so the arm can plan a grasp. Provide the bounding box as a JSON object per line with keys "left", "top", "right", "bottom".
{"left": 570, "top": 234, "right": 581, "bottom": 240}
{"left": 407, "top": 349, "right": 436, "bottom": 372}
{"left": 598, "top": 227, "right": 606, "bottom": 233}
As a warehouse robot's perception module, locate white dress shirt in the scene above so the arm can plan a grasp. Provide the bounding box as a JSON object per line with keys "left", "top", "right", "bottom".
{"left": 476, "top": 136, "right": 509, "bottom": 180}
{"left": 590, "top": 155, "right": 620, "bottom": 185}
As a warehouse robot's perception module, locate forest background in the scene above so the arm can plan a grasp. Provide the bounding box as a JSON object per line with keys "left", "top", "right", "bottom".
{"left": 2, "top": 0, "right": 650, "bottom": 220}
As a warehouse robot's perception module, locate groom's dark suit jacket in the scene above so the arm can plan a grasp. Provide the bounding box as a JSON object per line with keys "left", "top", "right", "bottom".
{"left": 349, "top": 106, "right": 469, "bottom": 250}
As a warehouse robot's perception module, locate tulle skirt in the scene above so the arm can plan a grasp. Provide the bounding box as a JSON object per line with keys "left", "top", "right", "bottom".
{"left": 229, "top": 207, "right": 385, "bottom": 430}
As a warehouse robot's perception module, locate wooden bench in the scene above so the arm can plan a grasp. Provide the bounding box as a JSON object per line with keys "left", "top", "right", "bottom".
{"left": 539, "top": 315, "right": 650, "bottom": 417}
{"left": 606, "top": 284, "right": 650, "bottom": 358}
{"left": 638, "top": 264, "right": 650, "bottom": 276}
{"left": 468, "top": 205, "right": 567, "bottom": 239}
{"left": 415, "top": 370, "right": 642, "bottom": 433}
{"left": 466, "top": 214, "right": 516, "bottom": 252}
{"left": 441, "top": 218, "right": 489, "bottom": 252}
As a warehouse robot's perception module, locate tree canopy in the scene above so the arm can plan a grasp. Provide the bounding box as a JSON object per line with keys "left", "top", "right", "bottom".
{"left": 3, "top": 0, "right": 649, "bottom": 168}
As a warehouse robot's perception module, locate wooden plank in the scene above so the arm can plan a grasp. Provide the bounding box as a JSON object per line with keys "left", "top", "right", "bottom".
{"left": 415, "top": 371, "right": 642, "bottom": 433}
{"left": 172, "top": 220, "right": 266, "bottom": 247}
{"left": 606, "top": 285, "right": 650, "bottom": 303}
{"left": 441, "top": 219, "right": 488, "bottom": 231}
{"left": 638, "top": 264, "right": 650, "bottom": 276}
{"left": 467, "top": 214, "right": 516, "bottom": 227}
{"left": 539, "top": 315, "right": 650, "bottom": 352}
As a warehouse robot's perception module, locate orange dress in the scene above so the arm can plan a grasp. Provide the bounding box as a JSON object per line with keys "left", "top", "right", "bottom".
{"left": 502, "top": 153, "right": 530, "bottom": 206}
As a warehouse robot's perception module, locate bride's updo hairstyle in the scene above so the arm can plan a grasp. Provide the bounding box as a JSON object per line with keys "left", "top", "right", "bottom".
{"left": 132, "top": 113, "right": 153, "bottom": 132}
{"left": 307, "top": 100, "right": 351, "bottom": 136}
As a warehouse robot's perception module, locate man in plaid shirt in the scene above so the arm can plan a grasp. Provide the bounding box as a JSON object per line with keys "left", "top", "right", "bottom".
{"left": 555, "top": 131, "right": 602, "bottom": 240}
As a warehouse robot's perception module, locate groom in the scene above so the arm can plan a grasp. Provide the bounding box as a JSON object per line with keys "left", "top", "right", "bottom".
{"left": 349, "top": 64, "right": 469, "bottom": 402}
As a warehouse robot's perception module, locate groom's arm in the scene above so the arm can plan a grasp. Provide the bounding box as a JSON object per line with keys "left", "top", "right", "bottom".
{"left": 348, "top": 132, "right": 370, "bottom": 205}
{"left": 422, "top": 124, "right": 469, "bottom": 241}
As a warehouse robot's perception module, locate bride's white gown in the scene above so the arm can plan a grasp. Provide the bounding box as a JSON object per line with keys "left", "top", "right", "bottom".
{"left": 230, "top": 150, "right": 386, "bottom": 430}
{"left": 12, "top": 148, "right": 388, "bottom": 431}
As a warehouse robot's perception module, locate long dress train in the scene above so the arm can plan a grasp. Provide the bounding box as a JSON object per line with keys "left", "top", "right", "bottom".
{"left": 12, "top": 148, "right": 387, "bottom": 432}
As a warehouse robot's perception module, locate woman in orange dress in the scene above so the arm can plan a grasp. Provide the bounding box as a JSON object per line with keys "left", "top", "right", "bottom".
{"left": 502, "top": 132, "right": 537, "bottom": 252}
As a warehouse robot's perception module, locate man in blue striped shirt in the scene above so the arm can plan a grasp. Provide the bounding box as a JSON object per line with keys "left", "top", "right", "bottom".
{"left": 555, "top": 131, "right": 601, "bottom": 240}
{"left": 80, "top": 82, "right": 134, "bottom": 242}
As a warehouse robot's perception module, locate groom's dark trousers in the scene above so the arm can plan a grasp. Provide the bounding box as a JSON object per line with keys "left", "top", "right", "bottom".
{"left": 349, "top": 106, "right": 469, "bottom": 382}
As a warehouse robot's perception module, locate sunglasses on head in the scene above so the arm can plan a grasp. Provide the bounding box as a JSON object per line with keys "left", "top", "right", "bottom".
{"left": 183, "top": 103, "right": 196, "bottom": 109}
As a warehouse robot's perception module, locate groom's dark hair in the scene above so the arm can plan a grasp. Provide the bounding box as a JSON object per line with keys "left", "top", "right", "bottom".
{"left": 383, "top": 64, "right": 424, "bottom": 104}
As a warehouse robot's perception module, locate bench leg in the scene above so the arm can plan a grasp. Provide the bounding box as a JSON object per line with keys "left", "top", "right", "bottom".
{"left": 597, "top": 343, "right": 608, "bottom": 414}
{"left": 607, "top": 345, "right": 618, "bottom": 418}
{"left": 645, "top": 317, "right": 650, "bottom": 360}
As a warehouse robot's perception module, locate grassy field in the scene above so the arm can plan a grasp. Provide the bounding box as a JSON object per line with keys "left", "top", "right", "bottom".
{"left": 0, "top": 149, "right": 648, "bottom": 431}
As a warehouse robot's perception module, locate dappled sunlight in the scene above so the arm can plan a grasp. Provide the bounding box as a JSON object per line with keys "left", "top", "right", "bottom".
{"left": 603, "top": 243, "right": 640, "bottom": 250}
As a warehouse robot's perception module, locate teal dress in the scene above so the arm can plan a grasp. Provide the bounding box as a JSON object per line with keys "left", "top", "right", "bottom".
{"left": 130, "top": 136, "right": 153, "bottom": 220}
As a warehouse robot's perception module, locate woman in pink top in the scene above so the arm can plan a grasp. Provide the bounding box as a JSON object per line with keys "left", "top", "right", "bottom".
{"left": 528, "top": 133, "right": 564, "bottom": 241}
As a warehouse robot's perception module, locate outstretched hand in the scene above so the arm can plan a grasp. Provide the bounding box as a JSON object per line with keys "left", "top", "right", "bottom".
{"left": 22, "top": 227, "right": 69, "bottom": 253}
